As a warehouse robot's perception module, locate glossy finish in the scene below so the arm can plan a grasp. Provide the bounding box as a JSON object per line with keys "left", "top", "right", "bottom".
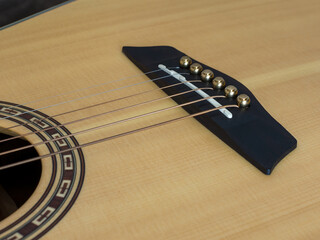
{"left": 224, "top": 85, "right": 238, "bottom": 98}
{"left": 189, "top": 63, "right": 203, "bottom": 74}
{"left": 237, "top": 94, "right": 251, "bottom": 108}
{"left": 179, "top": 55, "right": 192, "bottom": 68}
{"left": 212, "top": 76, "right": 226, "bottom": 90}
{"left": 200, "top": 69, "right": 214, "bottom": 82}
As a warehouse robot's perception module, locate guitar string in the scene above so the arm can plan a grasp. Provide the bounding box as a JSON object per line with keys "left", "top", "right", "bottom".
{"left": 2, "top": 80, "right": 201, "bottom": 132}
{"left": 0, "top": 104, "right": 238, "bottom": 171}
{"left": 0, "top": 67, "right": 176, "bottom": 120}
{"left": 0, "top": 72, "right": 185, "bottom": 121}
{"left": 0, "top": 92, "right": 225, "bottom": 157}
{"left": 0, "top": 63, "right": 233, "bottom": 168}
{"left": 0, "top": 70, "right": 188, "bottom": 122}
{"left": 0, "top": 84, "right": 204, "bottom": 144}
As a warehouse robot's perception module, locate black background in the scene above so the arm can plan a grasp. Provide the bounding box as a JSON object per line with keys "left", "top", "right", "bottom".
{"left": 0, "top": 0, "right": 70, "bottom": 28}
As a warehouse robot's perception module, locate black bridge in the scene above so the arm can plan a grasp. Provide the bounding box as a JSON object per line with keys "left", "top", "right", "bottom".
{"left": 123, "top": 46, "right": 297, "bottom": 175}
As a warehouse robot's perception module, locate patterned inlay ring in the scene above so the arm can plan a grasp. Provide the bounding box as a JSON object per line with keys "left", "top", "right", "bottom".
{"left": 0, "top": 101, "right": 85, "bottom": 240}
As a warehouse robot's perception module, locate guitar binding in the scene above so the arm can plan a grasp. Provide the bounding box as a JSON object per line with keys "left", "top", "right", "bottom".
{"left": 122, "top": 46, "right": 297, "bottom": 175}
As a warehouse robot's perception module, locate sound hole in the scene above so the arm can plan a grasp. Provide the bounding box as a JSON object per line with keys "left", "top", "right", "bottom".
{"left": 0, "top": 133, "right": 41, "bottom": 221}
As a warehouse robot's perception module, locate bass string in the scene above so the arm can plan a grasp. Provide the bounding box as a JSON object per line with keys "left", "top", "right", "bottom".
{"left": 0, "top": 91, "right": 225, "bottom": 157}
{"left": 0, "top": 104, "right": 238, "bottom": 171}
{"left": 0, "top": 68, "right": 185, "bottom": 122}
{"left": 0, "top": 83, "right": 204, "bottom": 144}
{"left": 3, "top": 80, "right": 202, "bottom": 132}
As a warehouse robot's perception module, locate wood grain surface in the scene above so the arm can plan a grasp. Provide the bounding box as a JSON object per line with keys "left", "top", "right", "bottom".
{"left": 0, "top": 0, "right": 320, "bottom": 239}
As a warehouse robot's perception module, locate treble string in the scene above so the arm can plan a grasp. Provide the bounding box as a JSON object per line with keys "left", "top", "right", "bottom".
{"left": 0, "top": 69, "right": 188, "bottom": 122}
{"left": 0, "top": 91, "right": 225, "bottom": 157}
{"left": 0, "top": 67, "right": 177, "bottom": 120}
{"left": 3, "top": 80, "right": 201, "bottom": 132}
{"left": 0, "top": 104, "right": 238, "bottom": 171}
{"left": 0, "top": 82, "right": 203, "bottom": 144}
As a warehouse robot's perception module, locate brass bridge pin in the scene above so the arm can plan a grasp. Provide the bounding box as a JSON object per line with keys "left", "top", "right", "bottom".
{"left": 224, "top": 85, "right": 238, "bottom": 98}
{"left": 179, "top": 56, "right": 192, "bottom": 68}
{"left": 212, "top": 76, "right": 226, "bottom": 90}
{"left": 190, "top": 63, "right": 203, "bottom": 75}
{"left": 237, "top": 94, "right": 251, "bottom": 108}
{"left": 201, "top": 69, "right": 214, "bottom": 82}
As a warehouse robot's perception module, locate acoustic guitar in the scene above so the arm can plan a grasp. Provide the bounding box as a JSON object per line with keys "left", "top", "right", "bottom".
{"left": 0, "top": 0, "right": 319, "bottom": 239}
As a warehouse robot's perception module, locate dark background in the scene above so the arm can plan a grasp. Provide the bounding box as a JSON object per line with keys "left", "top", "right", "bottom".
{"left": 0, "top": 0, "right": 71, "bottom": 28}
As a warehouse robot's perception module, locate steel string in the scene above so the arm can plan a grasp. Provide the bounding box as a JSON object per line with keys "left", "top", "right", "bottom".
{"left": 2, "top": 80, "right": 201, "bottom": 132}
{"left": 0, "top": 70, "right": 188, "bottom": 121}
{"left": 0, "top": 104, "right": 238, "bottom": 171}
{"left": 0, "top": 67, "right": 177, "bottom": 120}
{"left": 0, "top": 93, "right": 226, "bottom": 157}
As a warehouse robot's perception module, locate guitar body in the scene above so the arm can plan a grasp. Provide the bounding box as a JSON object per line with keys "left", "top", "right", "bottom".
{"left": 0, "top": 0, "right": 319, "bottom": 239}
